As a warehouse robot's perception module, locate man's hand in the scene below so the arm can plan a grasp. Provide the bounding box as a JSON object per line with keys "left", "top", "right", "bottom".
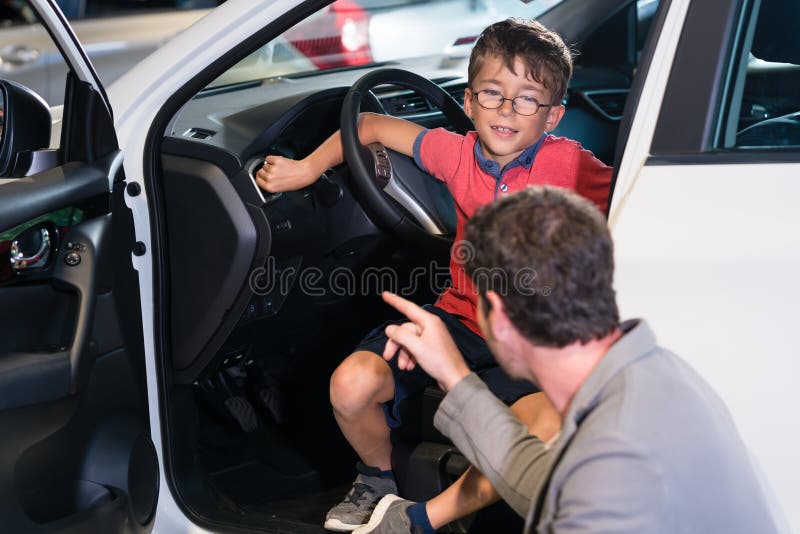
{"left": 255, "top": 155, "right": 320, "bottom": 193}
{"left": 381, "top": 292, "right": 471, "bottom": 392}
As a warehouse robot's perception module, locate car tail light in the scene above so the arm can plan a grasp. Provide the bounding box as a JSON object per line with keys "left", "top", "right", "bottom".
{"left": 285, "top": 0, "right": 372, "bottom": 69}
{"left": 452, "top": 36, "right": 478, "bottom": 46}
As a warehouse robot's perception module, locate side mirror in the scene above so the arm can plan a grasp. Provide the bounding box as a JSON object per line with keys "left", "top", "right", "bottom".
{"left": 0, "top": 79, "right": 52, "bottom": 177}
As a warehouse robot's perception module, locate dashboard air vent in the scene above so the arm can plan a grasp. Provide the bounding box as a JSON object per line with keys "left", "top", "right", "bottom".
{"left": 380, "top": 91, "right": 431, "bottom": 117}
{"left": 183, "top": 127, "right": 216, "bottom": 140}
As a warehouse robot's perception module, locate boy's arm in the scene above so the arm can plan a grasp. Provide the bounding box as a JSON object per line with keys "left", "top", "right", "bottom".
{"left": 434, "top": 373, "right": 550, "bottom": 517}
{"left": 255, "top": 112, "right": 423, "bottom": 192}
{"left": 381, "top": 291, "right": 548, "bottom": 516}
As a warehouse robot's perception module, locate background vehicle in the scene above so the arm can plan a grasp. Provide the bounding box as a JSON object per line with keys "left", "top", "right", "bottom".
{"left": 366, "top": 0, "right": 557, "bottom": 61}
{"left": 0, "top": 0, "right": 221, "bottom": 105}
{"left": 0, "top": 0, "right": 538, "bottom": 106}
{"left": 0, "top": 0, "right": 796, "bottom": 533}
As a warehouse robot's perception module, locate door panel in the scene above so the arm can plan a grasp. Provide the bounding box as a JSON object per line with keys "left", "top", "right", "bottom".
{"left": 0, "top": 161, "right": 109, "bottom": 232}
{"left": 0, "top": 159, "right": 156, "bottom": 532}
{"left": 0, "top": 2, "right": 156, "bottom": 531}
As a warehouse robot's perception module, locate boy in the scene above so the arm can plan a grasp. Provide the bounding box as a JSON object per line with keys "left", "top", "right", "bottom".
{"left": 256, "top": 19, "right": 611, "bottom": 534}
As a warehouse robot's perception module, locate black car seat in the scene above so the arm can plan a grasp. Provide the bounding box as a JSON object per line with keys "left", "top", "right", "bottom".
{"left": 390, "top": 387, "right": 524, "bottom": 533}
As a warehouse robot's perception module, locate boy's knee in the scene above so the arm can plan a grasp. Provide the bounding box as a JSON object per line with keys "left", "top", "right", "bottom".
{"left": 510, "top": 392, "right": 561, "bottom": 441}
{"left": 330, "top": 351, "right": 392, "bottom": 410}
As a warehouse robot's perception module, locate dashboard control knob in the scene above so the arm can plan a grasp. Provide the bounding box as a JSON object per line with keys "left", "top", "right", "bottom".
{"left": 64, "top": 252, "right": 81, "bottom": 266}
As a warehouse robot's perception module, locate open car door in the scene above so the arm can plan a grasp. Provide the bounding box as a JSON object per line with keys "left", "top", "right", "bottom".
{"left": 0, "top": 1, "right": 157, "bottom": 532}
{"left": 609, "top": 0, "right": 797, "bottom": 529}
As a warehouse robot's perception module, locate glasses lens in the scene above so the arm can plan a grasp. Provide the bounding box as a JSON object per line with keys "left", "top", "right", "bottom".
{"left": 477, "top": 91, "right": 503, "bottom": 108}
{"left": 513, "top": 97, "right": 539, "bottom": 116}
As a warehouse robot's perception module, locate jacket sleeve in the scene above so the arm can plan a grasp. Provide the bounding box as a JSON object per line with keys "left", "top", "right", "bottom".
{"left": 434, "top": 373, "right": 552, "bottom": 517}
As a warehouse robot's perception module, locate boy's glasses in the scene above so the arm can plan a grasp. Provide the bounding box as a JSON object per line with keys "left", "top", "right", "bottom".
{"left": 471, "top": 89, "right": 554, "bottom": 116}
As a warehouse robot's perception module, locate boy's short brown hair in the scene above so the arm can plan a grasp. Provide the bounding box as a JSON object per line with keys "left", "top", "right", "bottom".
{"left": 468, "top": 18, "right": 573, "bottom": 105}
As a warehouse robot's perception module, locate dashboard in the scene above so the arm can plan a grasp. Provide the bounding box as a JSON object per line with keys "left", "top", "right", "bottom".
{"left": 160, "top": 59, "right": 471, "bottom": 381}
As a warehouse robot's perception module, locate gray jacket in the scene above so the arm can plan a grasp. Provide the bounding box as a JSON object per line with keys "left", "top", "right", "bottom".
{"left": 434, "top": 320, "right": 778, "bottom": 533}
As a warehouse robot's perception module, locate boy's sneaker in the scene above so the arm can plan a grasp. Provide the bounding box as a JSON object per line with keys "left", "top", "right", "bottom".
{"left": 352, "top": 495, "right": 420, "bottom": 534}
{"left": 324, "top": 463, "right": 398, "bottom": 532}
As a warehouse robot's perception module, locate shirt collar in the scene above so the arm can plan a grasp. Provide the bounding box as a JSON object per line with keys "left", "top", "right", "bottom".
{"left": 562, "top": 320, "right": 658, "bottom": 432}
{"left": 474, "top": 133, "right": 547, "bottom": 181}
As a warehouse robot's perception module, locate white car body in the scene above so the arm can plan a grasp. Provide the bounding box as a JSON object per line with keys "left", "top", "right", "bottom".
{"left": 608, "top": 2, "right": 796, "bottom": 530}
{"left": 367, "top": 0, "right": 557, "bottom": 61}
{"left": 17, "top": 0, "right": 799, "bottom": 531}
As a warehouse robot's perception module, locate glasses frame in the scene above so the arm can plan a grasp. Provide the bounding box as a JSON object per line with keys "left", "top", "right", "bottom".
{"left": 470, "top": 89, "right": 555, "bottom": 116}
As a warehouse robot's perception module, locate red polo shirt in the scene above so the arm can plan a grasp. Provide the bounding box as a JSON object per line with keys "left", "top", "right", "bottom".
{"left": 413, "top": 128, "right": 612, "bottom": 336}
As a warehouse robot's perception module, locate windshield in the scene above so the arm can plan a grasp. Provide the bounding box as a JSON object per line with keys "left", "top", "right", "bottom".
{"left": 208, "top": 0, "right": 563, "bottom": 88}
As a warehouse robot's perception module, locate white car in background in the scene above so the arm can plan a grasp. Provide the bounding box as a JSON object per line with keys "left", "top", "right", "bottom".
{"left": 0, "top": 0, "right": 796, "bottom": 533}
{"left": 368, "top": 0, "right": 559, "bottom": 61}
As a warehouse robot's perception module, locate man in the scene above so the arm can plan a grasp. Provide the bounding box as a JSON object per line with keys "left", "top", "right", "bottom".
{"left": 357, "top": 186, "right": 778, "bottom": 533}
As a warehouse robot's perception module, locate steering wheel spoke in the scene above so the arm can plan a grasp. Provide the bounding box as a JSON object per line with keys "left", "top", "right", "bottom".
{"left": 363, "top": 142, "right": 447, "bottom": 235}
{"left": 342, "top": 68, "right": 472, "bottom": 245}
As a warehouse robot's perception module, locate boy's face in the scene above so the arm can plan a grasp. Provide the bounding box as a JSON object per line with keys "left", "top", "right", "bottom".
{"left": 464, "top": 54, "right": 565, "bottom": 169}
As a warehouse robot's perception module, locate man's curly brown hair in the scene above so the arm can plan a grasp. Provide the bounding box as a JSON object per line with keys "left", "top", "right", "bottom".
{"left": 464, "top": 186, "right": 618, "bottom": 347}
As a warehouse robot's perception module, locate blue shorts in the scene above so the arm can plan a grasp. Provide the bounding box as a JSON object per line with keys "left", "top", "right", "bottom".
{"left": 353, "top": 305, "right": 539, "bottom": 428}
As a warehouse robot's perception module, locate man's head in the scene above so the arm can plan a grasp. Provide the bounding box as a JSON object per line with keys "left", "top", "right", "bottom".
{"left": 463, "top": 19, "right": 571, "bottom": 169}
{"left": 464, "top": 186, "right": 619, "bottom": 348}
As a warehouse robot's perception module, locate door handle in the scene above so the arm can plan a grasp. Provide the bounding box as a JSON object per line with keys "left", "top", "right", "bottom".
{"left": 0, "top": 45, "right": 40, "bottom": 66}
{"left": 10, "top": 227, "right": 52, "bottom": 271}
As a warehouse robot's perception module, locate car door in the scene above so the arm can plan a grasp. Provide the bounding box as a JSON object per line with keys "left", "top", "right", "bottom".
{"left": 0, "top": 1, "right": 157, "bottom": 532}
{"left": 609, "top": 0, "right": 797, "bottom": 531}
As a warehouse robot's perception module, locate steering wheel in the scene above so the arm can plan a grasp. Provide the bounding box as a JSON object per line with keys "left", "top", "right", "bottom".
{"left": 340, "top": 68, "right": 473, "bottom": 248}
